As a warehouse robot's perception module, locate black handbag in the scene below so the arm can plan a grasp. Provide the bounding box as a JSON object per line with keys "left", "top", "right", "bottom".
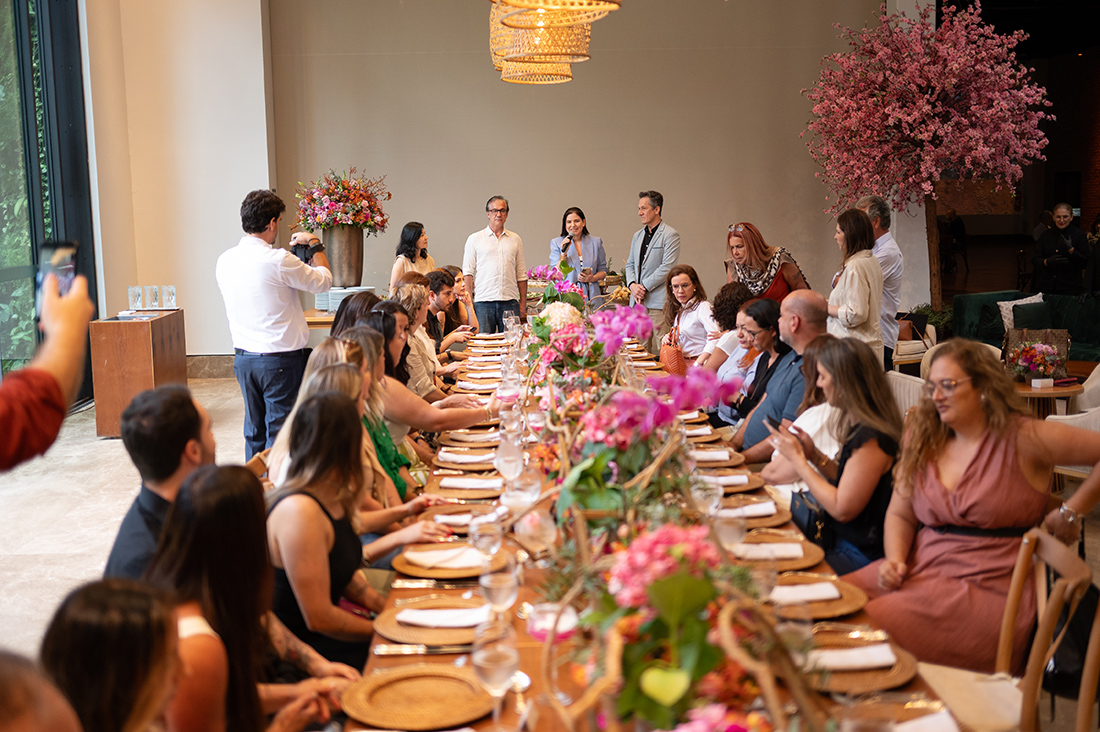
{"left": 1043, "top": 577, "right": 1099, "bottom": 703}
{"left": 790, "top": 490, "right": 834, "bottom": 549}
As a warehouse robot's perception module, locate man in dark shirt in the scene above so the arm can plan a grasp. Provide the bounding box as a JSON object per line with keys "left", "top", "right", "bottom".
{"left": 426, "top": 268, "right": 472, "bottom": 363}
{"left": 103, "top": 385, "right": 215, "bottom": 579}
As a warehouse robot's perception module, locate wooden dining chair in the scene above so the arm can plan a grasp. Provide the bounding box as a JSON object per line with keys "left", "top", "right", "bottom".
{"left": 919, "top": 528, "right": 1091, "bottom": 732}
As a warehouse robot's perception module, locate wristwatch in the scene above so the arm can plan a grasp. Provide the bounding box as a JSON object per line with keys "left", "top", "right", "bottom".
{"left": 1059, "top": 503, "right": 1084, "bottom": 524}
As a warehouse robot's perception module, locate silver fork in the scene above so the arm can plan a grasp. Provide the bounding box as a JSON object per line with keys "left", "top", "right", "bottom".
{"left": 394, "top": 594, "right": 449, "bottom": 606}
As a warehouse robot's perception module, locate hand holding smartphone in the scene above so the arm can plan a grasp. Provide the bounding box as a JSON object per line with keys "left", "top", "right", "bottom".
{"left": 36, "top": 241, "right": 78, "bottom": 319}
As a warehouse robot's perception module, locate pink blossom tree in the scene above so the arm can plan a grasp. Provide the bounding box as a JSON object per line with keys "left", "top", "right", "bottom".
{"left": 802, "top": 2, "right": 1052, "bottom": 309}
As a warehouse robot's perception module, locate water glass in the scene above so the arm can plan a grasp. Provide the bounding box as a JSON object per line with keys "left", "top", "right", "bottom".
{"left": 690, "top": 482, "right": 723, "bottom": 516}
{"left": 472, "top": 619, "right": 520, "bottom": 732}
{"left": 493, "top": 438, "right": 525, "bottom": 489}
{"left": 479, "top": 556, "right": 519, "bottom": 618}
{"left": 525, "top": 411, "right": 548, "bottom": 441}
{"left": 496, "top": 377, "right": 521, "bottom": 409}
{"left": 774, "top": 602, "right": 814, "bottom": 663}
{"left": 471, "top": 521, "right": 503, "bottom": 562}
{"left": 752, "top": 560, "right": 778, "bottom": 601}
{"left": 714, "top": 515, "right": 748, "bottom": 551}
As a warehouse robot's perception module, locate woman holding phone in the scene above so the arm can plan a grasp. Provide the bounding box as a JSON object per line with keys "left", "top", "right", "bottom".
{"left": 550, "top": 207, "right": 608, "bottom": 305}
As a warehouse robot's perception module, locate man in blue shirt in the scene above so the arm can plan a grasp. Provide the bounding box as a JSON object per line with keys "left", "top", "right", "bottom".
{"left": 733, "top": 290, "right": 828, "bottom": 463}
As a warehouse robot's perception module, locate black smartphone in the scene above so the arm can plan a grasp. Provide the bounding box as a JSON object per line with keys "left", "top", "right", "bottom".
{"left": 35, "top": 240, "right": 79, "bottom": 318}
{"left": 764, "top": 415, "right": 782, "bottom": 431}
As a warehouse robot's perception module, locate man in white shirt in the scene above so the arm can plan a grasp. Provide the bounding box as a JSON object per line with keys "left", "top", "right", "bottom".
{"left": 215, "top": 189, "right": 332, "bottom": 459}
{"left": 462, "top": 195, "right": 527, "bottom": 334}
{"left": 857, "top": 195, "right": 903, "bottom": 370}
{"left": 624, "top": 190, "right": 680, "bottom": 352}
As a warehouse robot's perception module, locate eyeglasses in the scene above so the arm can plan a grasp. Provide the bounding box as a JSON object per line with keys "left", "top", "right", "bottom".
{"left": 488, "top": 208, "right": 508, "bottom": 215}
{"left": 729, "top": 224, "right": 745, "bottom": 233}
{"left": 921, "top": 377, "right": 972, "bottom": 398}
{"left": 737, "top": 325, "right": 764, "bottom": 337}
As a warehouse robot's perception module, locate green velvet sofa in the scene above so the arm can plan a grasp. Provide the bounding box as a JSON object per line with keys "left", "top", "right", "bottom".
{"left": 953, "top": 290, "right": 1100, "bottom": 362}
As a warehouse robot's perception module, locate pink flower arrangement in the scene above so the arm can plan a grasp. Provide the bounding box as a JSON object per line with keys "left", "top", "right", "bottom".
{"left": 670, "top": 704, "right": 772, "bottom": 732}
{"left": 801, "top": 2, "right": 1051, "bottom": 213}
{"left": 528, "top": 265, "right": 564, "bottom": 281}
{"left": 294, "top": 168, "right": 391, "bottom": 232}
{"left": 578, "top": 390, "right": 678, "bottom": 450}
{"left": 1008, "top": 341, "right": 1063, "bottom": 379}
{"left": 538, "top": 324, "right": 590, "bottom": 369}
{"left": 591, "top": 304, "right": 655, "bottom": 354}
{"left": 647, "top": 367, "right": 743, "bottom": 413}
{"left": 607, "top": 524, "right": 721, "bottom": 608}
{"left": 554, "top": 279, "right": 585, "bottom": 298}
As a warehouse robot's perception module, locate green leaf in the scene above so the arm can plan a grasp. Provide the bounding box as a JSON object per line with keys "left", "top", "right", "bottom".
{"left": 647, "top": 573, "right": 716, "bottom": 628}
{"left": 559, "top": 260, "right": 575, "bottom": 276}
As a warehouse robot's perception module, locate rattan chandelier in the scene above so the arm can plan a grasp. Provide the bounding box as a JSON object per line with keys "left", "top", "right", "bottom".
{"left": 501, "top": 5, "right": 614, "bottom": 30}
{"left": 505, "top": 23, "right": 591, "bottom": 64}
{"left": 501, "top": 60, "right": 573, "bottom": 85}
{"left": 489, "top": 0, "right": 513, "bottom": 70}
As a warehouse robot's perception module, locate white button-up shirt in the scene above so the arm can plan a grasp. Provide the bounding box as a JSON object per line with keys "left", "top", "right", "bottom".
{"left": 215, "top": 235, "right": 332, "bottom": 353}
{"left": 872, "top": 231, "right": 904, "bottom": 350}
{"left": 462, "top": 226, "right": 527, "bottom": 302}
{"left": 673, "top": 300, "right": 720, "bottom": 359}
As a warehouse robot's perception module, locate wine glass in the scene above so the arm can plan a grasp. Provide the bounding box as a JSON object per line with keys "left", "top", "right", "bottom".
{"left": 525, "top": 411, "right": 548, "bottom": 443}
{"left": 690, "top": 482, "right": 723, "bottom": 516}
{"left": 714, "top": 515, "right": 748, "bottom": 551}
{"left": 472, "top": 619, "right": 520, "bottom": 732}
{"left": 493, "top": 437, "right": 525, "bottom": 492}
{"left": 479, "top": 555, "right": 519, "bottom": 619}
{"left": 514, "top": 507, "right": 558, "bottom": 568}
{"left": 496, "top": 376, "right": 522, "bottom": 410}
{"left": 774, "top": 602, "right": 815, "bottom": 665}
{"left": 470, "top": 520, "right": 503, "bottom": 565}
{"left": 752, "top": 559, "right": 778, "bottom": 602}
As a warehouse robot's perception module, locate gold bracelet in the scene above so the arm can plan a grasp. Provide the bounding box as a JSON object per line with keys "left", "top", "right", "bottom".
{"left": 484, "top": 406, "right": 492, "bottom": 422}
{"left": 817, "top": 452, "right": 829, "bottom": 468}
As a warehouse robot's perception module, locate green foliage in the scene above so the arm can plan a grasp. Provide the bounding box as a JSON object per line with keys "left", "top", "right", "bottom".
{"left": 557, "top": 454, "right": 623, "bottom": 516}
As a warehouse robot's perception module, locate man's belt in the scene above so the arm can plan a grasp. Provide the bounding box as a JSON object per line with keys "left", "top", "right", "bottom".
{"left": 234, "top": 348, "right": 306, "bottom": 357}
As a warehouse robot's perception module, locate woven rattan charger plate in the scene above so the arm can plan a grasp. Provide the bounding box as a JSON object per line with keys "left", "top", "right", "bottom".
{"left": 690, "top": 451, "right": 747, "bottom": 469}
{"left": 807, "top": 633, "right": 918, "bottom": 695}
{"left": 424, "top": 482, "right": 503, "bottom": 501}
{"left": 432, "top": 452, "right": 496, "bottom": 471}
{"left": 699, "top": 467, "right": 758, "bottom": 491}
{"left": 422, "top": 504, "right": 498, "bottom": 533}
{"left": 393, "top": 542, "right": 511, "bottom": 579}
{"left": 677, "top": 411, "right": 711, "bottom": 424}
{"left": 736, "top": 530, "right": 826, "bottom": 572}
{"left": 439, "top": 434, "right": 500, "bottom": 449}
{"left": 342, "top": 664, "right": 493, "bottom": 731}
{"left": 374, "top": 596, "right": 488, "bottom": 645}
{"left": 453, "top": 384, "right": 498, "bottom": 394}
{"left": 687, "top": 427, "right": 722, "bottom": 444}
{"left": 774, "top": 573, "right": 868, "bottom": 619}
{"left": 721, "top": 493, "right": 792, "bottom": 528}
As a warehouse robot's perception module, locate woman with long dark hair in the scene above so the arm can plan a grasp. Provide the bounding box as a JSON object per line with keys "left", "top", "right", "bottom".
{"left": 146, "top": 465, "right": 335, "bottom": 732}
{"left": 660, "top": 264, "right": 720, "bottom": 364}
{"left": 388, "top": 222, "right": 436, "bottom": 295}
{"left": 549, "top": 206, "right": 607, "bottom": 303}
{"left": 769, "top": 337, "right": 902, "bottom": 573}
{"left": 723, "top": 298, "right": 790, "bottom": 428}
{"left": 827, "top": 209, "right": 884, "bottom": 365}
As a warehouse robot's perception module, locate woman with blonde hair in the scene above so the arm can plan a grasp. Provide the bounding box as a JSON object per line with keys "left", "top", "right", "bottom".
{"left": 769, "top": 337, "right": 902, "bottom": 573}
{"left": 393, "top": 281, "right": 460, "bottom": 402}
{"left": 846, "top": 339, "right": 1100, "bottom": 673}
{"left": 827, "top": 209, "right": 884, "bottom": 365}
{"left": 725, "top": 222, "right": 809, "bottom": 301}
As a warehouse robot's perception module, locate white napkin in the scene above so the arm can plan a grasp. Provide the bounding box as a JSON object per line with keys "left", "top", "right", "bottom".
{"left": 732, "top": 542, "right": 804, "bottom": 560}
{"left": 439, "top": 477, "right": 505, "bottom": 490}
{"left": 686, "top": 426, "right": 712, "bottom": 437}
{"left": 633, "top": 361, "right": 659, "bottom": 368}
{"left": 628, "top": 352, "right": 651, "bottom": 360}
{"left": 804, "top": 643, "right": 897, "bottom": 671}
{"left": 699, "top": 473, "right": 750, "bottom": 487}
{"left": 768, "top": 582, "right": 841, "bottom": 605}
{"left": 717, "top": 501, "right": 776, "bottom": 519}
{"left": 689, "top": 448, "right": 731, "bottom": 462}
{"left": 402, "top": 545, "right": 486, "bottom": 569}
{"left": 467, "top": 362, "right": 501, "bottom": 369}
{"left": 456, "top": 381, "right": 496, "bottom": 391}
{"left": 395, "top": 604, "right": 492, "bottom": 628}
{"left": 465, "top": 370, "right": 503, "bottom": 379}
{"left": 437, "top": 450, "right": 495, "bottom": 464}
{"left": 893, "top": 711, "right": 961, "bottom": 732}
{"left": 471, "top": 334, "right": 506, "bottom": 341}
{"left": 678, "top": 411, "right": 701, "bottom": 420}
{"left": 469, "top": 355, "right": 502, "bottom": 362}
{"left": 449, "top": 430, "right": 500, "bottom": 443}
{"left": 434, "top": 512, "right": 475, "bottom": 526}
{"left": 470, "top": 347, "right": 507, "bottom": 354}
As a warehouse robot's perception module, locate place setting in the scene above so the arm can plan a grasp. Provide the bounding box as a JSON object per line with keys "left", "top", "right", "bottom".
{"left": 439, "top": 428, "right": 501, "bottom": 448}
{"left": 687, "top": 445, "right": 746, "bottom": 468}
{"left": 422, "top": 504, "right": 503, "bottom": 532}
{"left": 718, "top": 494, "right": 791, "bottom": 528}
{"left": 769, "top": 573, "right": 868, "bottom": 619}
{"left": 391, "top": 540, "right": 513, "bottom": 579}
{"left": 725, "top": 527, "right": 826, "bottom": 572}
{"left": 433, "top": 447, "right": 498, "bottom": 471}
{"left": 685, "top": 423, "right": 722, "bottom": 443}
{"left": 696, "top": 467, "right": 761, "bottom": 491}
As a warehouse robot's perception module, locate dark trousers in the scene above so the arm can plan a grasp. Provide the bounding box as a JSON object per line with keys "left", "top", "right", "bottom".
{"left": 473, "top": 299, "right": 521, "bottom": 334}
{"left": 233, "top": 349, "right": 307, "bottom": 460}
{"left": 883, "top": 345, "right": 894, "bottom": 372}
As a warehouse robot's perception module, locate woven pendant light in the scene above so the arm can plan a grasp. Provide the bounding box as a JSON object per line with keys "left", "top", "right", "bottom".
{"left": 501, "top": 60, "right": 573, "bottom": 85}
{"left": 505, "top": 23, "right": 590, "bottom": 64}
{"left": 501, "top": 5, "right": 613, "bottom": 29}
{"left": 489, "top": 0, "right": 514, "bottom": 71}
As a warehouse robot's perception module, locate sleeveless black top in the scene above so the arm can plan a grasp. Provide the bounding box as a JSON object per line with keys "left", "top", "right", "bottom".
{"left": 269, "top": 491, "right": 367, "bottom": 669}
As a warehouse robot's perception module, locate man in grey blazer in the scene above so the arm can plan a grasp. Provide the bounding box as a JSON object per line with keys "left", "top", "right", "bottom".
{"left": 624, "top": 190, "right": 680, "bottom": 352}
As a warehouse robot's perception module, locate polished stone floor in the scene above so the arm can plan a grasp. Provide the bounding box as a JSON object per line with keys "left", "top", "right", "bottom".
{"left": 0, "top": 378, "right": 246, "bottom": 656}
{"left": 1, "top": 376, "right": 1098, "bottom": 729}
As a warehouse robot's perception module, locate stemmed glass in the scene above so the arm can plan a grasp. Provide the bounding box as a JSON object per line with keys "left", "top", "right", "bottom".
{"left": 500, "top": 464, "right": 541, "bottom": 514}
{"left": 470, "top": 520, "right": 503, "bottom": 565}
{"left": 496, "top": 375, "right": 522, "bottom": 410}
{"left": 479, "top": 555, "right": 519, "bottom": 620}
{"left": 690, "top": 482, "right": 723, "bottom": 516}
{"left": 472, "top": 618, "right": 520, "bottom": 732}
{"left": 493, "top": 435, "right": 525, "bottom": 493}
{"left": 714, "top": 515, "right": 748, "bottom": 552}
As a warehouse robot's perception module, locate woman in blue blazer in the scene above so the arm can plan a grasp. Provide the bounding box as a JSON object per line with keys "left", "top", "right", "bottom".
{"left": 549, "top": 207, "right": 608, "bottom": 306}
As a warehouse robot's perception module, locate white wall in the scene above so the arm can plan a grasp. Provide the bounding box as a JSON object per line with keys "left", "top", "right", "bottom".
{"left": 82, "top": 0, "right": 273, "bottom": 354}
{"left": 269, "top": 0, "right": 888, "bottom": 319}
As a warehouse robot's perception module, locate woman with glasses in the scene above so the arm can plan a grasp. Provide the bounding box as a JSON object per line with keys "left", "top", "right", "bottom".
{"left": 660, "top": 265, "right": 720, "bottom": 365}
{"left": 827, "top": 209, "right": 884, "bottom": 366}
{"left": 725, "top": 222, "right": 809, "bottom": 302}
{"left": 769, "top": 337, "right": 901, "bottom": 574}
{"left": 845, "top": 339, "right": 1100, "bottom": 673}
{"left": 549, "top": 207, "right": 608, "bottom": 305}
{"left": 721, "top": 298, "right": 789, "bottom": 429}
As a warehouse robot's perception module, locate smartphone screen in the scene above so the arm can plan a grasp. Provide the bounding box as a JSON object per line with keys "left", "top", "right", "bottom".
{"left": 35, "top": 240, "right": 79, "bottom": 318}
{"left": 764, "top": 415, "right": 782, "bottom": 431}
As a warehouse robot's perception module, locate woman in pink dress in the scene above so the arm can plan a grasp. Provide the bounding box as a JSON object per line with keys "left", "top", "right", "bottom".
{"left": 846, "top": 339, "right": 1100, "bottom": 673}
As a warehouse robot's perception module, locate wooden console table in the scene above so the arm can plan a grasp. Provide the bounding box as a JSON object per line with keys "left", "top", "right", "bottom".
{"left": 89, "top": 310, "right": 187, "bottom": 437}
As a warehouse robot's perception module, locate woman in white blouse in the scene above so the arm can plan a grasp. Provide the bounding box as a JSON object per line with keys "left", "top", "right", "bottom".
{"left": 827, "top": 208, "right": 884, "bottom": 366}
{"left": 661, "top": 265, "right": 720, "bottom": 363}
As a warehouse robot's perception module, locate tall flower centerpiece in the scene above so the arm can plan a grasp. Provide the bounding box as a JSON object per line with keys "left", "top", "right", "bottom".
{"left": 294, "top": 168, "right": 391, "bottom": 287}
{"left": 801, "top": 1, "right": 1052, "bottom": 309}
{"left": 1007, "top": 341, "right": 1065, "bottom": 382}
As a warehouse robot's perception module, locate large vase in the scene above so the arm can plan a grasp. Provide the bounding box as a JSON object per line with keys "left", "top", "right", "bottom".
{"left": 324, "top": 224, "right": 364, "bottom": 287}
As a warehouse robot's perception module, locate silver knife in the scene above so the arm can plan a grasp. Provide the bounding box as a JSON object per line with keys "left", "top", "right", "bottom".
{"left": 392, "top": 579, "right": 479, "bottom": 590}
{"left": 374, "top": 643, "right": 473, "bottom": 656}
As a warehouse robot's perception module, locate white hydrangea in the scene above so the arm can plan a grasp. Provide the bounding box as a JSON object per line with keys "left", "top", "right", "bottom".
{"left": 540, "top": 301, "right": 584, "bottom": 329}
